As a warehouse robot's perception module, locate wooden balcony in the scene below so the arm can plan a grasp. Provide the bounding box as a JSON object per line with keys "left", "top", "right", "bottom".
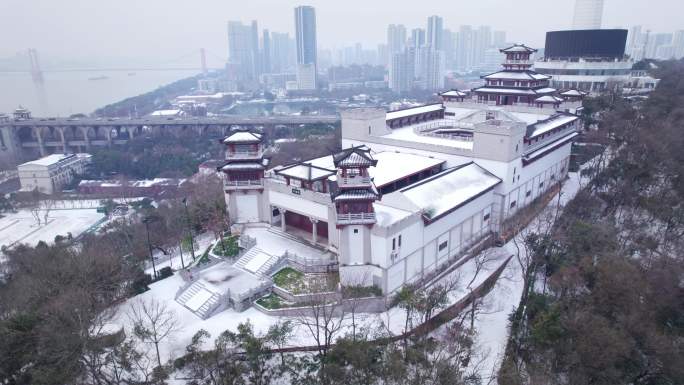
{"left": 226, "top": 150, "right": 263, "bottom": 160}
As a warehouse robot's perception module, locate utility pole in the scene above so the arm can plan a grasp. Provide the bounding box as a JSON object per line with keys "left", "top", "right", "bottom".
{"left": 143, "top": 217, "right": 158, "bottom": 279}
{"left": 182, "top": 198, "right": 196, "bottom": 261}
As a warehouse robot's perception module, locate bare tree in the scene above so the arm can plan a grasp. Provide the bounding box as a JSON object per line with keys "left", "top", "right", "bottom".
{"left": 291, "top": 290, "right": 347, "bottom": 366}
{"left": 128, "top": 298, "right": 179, "bottom": 367}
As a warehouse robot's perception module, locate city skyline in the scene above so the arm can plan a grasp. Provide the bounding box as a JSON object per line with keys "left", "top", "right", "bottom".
{"left": 1, "top": 0, "right": 682, "bottom": 63}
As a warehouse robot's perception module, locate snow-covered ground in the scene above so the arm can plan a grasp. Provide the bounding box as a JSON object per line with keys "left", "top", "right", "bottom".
{"left": 470, "top": 169, "right": 586, "bottom": 383}
{"left": 110, "top": 167, "right": 592, "bottom": 382}
{"left": 112, "top": 239, "right": 512, "bottom": 371}
{"left": 0, "top": 208, "right": 104, "bottom": 247}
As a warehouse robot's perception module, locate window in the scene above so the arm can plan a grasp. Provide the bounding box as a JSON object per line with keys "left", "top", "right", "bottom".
{"left": 398, "top": 235, "right": 402, "bottom": 247}
{"left": 392, "top": 238, "right": 396, "bottom": 251}
{"left": 539, "top": 181, "right": 544, "bottom": 188}
{"left": 510, "top": 200, "right": 517, "bottom": 209}
{"left": 353, "top": 229, "right": 359, "bottom": 234}
{"left": 483, "top": 213, "right": 490, "bottom": 221}
{"left": 438, "top": 241, "right": 448, "bottom": 251}
{"left": 526, "top": 190, "right": 532, "bottom": 197}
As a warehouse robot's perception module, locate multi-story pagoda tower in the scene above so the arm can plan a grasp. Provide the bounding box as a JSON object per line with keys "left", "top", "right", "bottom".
{"left": 473, "top": 44, "right": 556, "bottom": 106}
{"left": 331, "top": 147, "right": 379, "bottom": 284}
{"left": 219, "top": 130, "right": 269, "bottom": 223}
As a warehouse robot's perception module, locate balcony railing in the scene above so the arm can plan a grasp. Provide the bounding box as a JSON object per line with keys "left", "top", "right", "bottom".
{"left": 336, "top": 212, "right": 376, "bottom": 224}
{"left": 226, "top": 150, "right": 262, "bottom": 159}
{"left": 503, "top": 59, "right": 531, "bottom": 65}
{"left": 223, "top": 179, "right": 263, "bottom": 189}
{"left": 338, "top": 175, "right": 371, "bottom": 186}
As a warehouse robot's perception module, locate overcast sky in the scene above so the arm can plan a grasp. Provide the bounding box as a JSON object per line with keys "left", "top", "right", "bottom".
{"left": 0, "top": 0, "right": 681, "bottom": 65}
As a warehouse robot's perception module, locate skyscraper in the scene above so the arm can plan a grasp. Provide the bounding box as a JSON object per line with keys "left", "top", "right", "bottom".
{"left": 410, "top": 28, "right": 426, "bottom": 48}
{"left": 270, "top": 31, "right": 294, "bottom": 73}
{"left": 389, "top": 48, "right": 415, "bottom": 93}
{"left": 387, "top": 24, "right": 407, "bottom": 58}
{"left": 261, "top": 29, "right": 271, "bottom": 74}
{"left": 294, "top": 5, "right": 317, "bottom": 90}
{"left": 572, "top": 0, "right": 604, "bottom": 30}
{"left": 427, "top": 16, "right": 444, "bottom": 50}
{"left": 227, "top": 20, "right": 260, "bottom": 88}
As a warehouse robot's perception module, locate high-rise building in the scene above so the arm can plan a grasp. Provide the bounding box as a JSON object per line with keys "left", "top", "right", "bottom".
{"left": 427, "top": 16, "right": 444, "bottom": 50}
{"left": 271, "top": 31, "right": 294, "bottom": 73}
{"left": 411, "top": 28, "right": 426, "bottom": 48}
{"left": 387, "top": 24, "right": 407, "bottom": 57}
{"left": 572, "top": 0, "right": 604, "bottom": 30}
{"left": 294, "top": 5, "right": 318, "bottom": 90}
{"left": 456, "top": 25, "right": 474, "bottom": 71}
{"left": 228, "top": 20, "right": 260, "bottom": 88}
{"left": 423, "top": 47, "right": 445, "bottom": 90}
{"left": 261, "top": 29, "right": 271, "bottom": 74}
{"left": 443, "top": 29, "right": 456, "bottom": 70}
{"left": 673, "top": 30, "right": 684, "bottom": 59}
{"left": 474, "top": 26, "right": 492, "bottom": 69}
{"left": 389, "top": 48, "right": 415, "bottom": 93}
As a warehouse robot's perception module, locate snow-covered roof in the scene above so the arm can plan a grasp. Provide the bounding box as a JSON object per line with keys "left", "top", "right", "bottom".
{"left": 221, "top": 162, "right": 266, "bottom": 171}
{"left": 500, "top": 44, "right": 537, "bottom": 53}
{"left": 473, "top": 87, "right": 537, "bottom": 95}
{"left": 223, "top": 131, "right": 262, "bottom": 143}
{"left": 441, "top": 90, "right": 468, "bottom": 97}
{"left": 560, "top": 89, "right": 588, "bottom": 97}
{"left": 333, "top": 188, "right": 379, "bottom": 202}
{"left": 527, "top": 114, "right": 579, "bottom": 138}
{"left": 285, "top": 151, "right": 445, "bottom": 188}
{"left": 386, "top": 103, "right": 444, "bottom": 121}
{"left": 374, "top": 203, "right": 413, "bottom": 227}
{"left": 275, "top": 163, "right": 336, "bottom": 181}
{"left": 19, "top": 153, "right": 90, "bottom": 168}
{"left": 397, "top": 163, "right": 501, "bottom": 223}
{"left": 524, "top": 132, "right": 579, "bottom": 163}
{"left": 333, "top": 147, "right": 377, "bottom": 168}
{"left": 483, "top": 71, "right": 550, "bottom": 80}
{"left": 535, "top": 95, "right": 564, "bottom": 103}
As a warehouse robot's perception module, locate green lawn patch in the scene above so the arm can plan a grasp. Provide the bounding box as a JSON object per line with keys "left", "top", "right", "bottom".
{"left": 272, "top": 267, "right": 306, "bottom": 293}
{"left": 212, "top": 236, "right": 239, "bottom": 257}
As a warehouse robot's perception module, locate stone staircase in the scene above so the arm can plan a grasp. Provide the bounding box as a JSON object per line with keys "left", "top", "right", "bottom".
{"left": 234, "top": 247, "right": 281, "bottom": 276}
{"left": 176, "top": 280, "right": 222, "bottom": 319}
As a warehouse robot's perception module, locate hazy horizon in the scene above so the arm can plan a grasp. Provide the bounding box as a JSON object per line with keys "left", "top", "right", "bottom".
{"left": 1, "top": 0, "right": 681, "bottom": 66}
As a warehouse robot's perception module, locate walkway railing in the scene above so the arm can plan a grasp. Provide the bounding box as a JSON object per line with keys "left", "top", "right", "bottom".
{"left": 224, "top": 180, "right": 263, "bottom": 188}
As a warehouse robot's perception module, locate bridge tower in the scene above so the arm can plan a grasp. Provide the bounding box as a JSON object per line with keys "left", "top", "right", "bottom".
{"left": 28, "top": 49, "right": 44, "bottom": 84}
{"left": 219, "top": 130, "right": 268, "bottom": 224}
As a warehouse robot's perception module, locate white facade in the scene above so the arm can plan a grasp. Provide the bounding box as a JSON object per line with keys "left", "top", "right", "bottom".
{"left": 296, "top": 63, "right": 317, "bottom": 90}
{"left": 535, "top": 58, "right": 632, "bottom": 93}
{"left": 18, "top": 153, "right": 91, "bottom": 194}
{"left": 572, "top": 0, "right": 604, "bottom": 30}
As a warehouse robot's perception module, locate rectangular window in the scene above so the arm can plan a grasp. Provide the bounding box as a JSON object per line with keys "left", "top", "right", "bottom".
{"left": 438, "top": 241, "right": 448, "bottom": 251}
{"left": 483, "top": 213, "right": 490, "bottom": 221}
{"left": 353, "top": 229, "right": 359, "bottom": 234}
{"left": 392, "top": 238, "right": 396, "bottom": 251}
{"left": 398, "top": 235, "right": 402, "bottom": 247}
{"left": 539, "top": 181, "right": 544, "bottom": 188}
{"left": 526, "top": 190, "right": 532, "bottom": 197}
{"left": 510, "top": 201, "right": 517, "bottom": 209}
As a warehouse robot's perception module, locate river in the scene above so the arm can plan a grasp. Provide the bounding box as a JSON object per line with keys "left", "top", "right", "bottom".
{"left": 0, "top": 70, "right": 199, "bottom": 117}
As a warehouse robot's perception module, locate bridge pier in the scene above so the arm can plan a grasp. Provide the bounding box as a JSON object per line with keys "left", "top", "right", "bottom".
{"left": 33, "top": 126, "right": 47, "bottom": 156}
{"left": 79, "top": 126, "right": 92, "bottom": 152}
{"left": 57, "top": 127, "right": 68, "bottom": 154}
